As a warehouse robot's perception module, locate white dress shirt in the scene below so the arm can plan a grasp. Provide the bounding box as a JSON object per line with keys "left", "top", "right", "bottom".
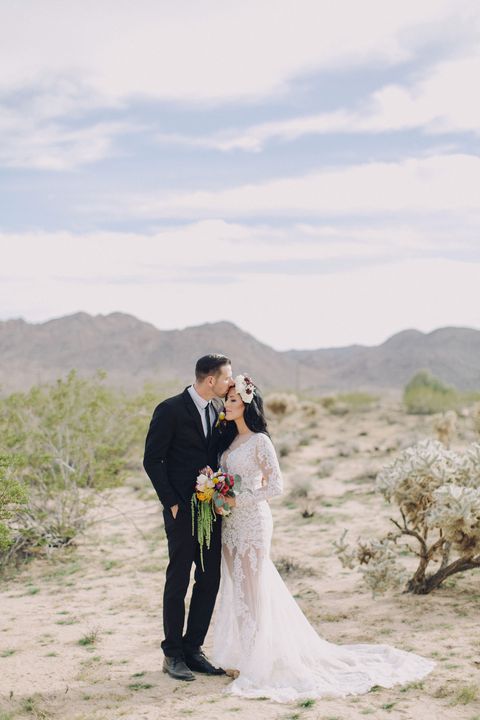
{"left": 188, "top": 384, "right": 216, "bottom": 437}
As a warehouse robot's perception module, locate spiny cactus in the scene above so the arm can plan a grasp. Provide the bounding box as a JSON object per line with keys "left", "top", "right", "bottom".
{"left": 336, "top": 439, "right": 480, "bottom": 594}
{"left": 434, "top": 410, "right": 457, "bottom": 448}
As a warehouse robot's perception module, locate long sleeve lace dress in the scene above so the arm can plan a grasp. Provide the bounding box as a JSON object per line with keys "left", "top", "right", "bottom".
{"left": 212, "top": 431, "right": 435, "bottom": 703}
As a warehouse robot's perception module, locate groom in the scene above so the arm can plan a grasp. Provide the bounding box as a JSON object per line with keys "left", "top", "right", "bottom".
{"left": 143, "top": 354, "right": 234, "bottom": 681}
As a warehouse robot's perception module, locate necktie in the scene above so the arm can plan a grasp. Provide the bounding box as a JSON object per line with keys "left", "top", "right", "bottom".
{"left": 205, "top": 402, "right": 212, "bottom": 442}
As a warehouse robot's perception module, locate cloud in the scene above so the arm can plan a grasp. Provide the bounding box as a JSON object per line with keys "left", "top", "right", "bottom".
{"left": 0, "top": 0, "right": 471, "bottom": 104}
{"left": 103, "top": 153, "right": 480, "bottom": 220}
{"left": 0, "top": 2, "right": 476, "bottom": 170}
{"left": 156, "top": 51, "right": 480, "bottom": 152}
{"left": 2, "top": 219, "right": 477, "bottom": 286}
{"left": 0, "top": 115, "right": 132, "bottom": 170}
{"left": 1, "top": 226, "right": 480, "bottom": 348}
{"left": 2, "top": 222, "right": 480, "bottom": 349}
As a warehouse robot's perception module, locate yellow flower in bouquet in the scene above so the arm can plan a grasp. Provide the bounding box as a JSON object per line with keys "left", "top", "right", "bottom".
{"left": 197, "top": 487, "right": 214, "bottom": 502}
{"left": 192, "top": 466, "right": 242, "bottom": 570}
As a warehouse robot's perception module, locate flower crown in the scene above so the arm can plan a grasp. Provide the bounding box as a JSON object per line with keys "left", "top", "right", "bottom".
{"left": 234, "top": 374, "right": 256, "bottom": 403}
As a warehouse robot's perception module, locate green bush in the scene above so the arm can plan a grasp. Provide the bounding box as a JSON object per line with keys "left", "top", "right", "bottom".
{"left": 0, "top": 456, "right": 27, "bottom": 550}
{"left": 335, "top": 392, "right": 378, "bottom": 411}
{"left": 403, "top": 370, "right": 459, "bottom": 415}
{"left": 320, "top": 392, "right": 378, "bottom": 414}
{"left": 0, "top": 370, "right": 149, "bottom": 492}
{"left": 0, "top": 371, "right": 161, "bottom": 566}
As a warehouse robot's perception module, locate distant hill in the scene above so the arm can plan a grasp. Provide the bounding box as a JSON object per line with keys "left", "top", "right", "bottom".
{"left": 288, "top": 326, "right": 480, "bottom": 391}
{"left": 1, "top": 312, "right": 479, "bottom": 394}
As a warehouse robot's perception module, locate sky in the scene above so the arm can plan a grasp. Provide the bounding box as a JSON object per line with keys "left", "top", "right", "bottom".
{"left": 1, "top": 0, "right": 480, "bottom": 350}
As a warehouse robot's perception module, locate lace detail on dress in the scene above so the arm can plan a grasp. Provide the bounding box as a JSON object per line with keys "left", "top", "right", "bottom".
{"left": 215, "top": 433, "right": 281, "bottom": 656}
{"left": 221, "top": 432, "right": 283, "bottom": 509}
{"left": 212, "top": 431, "right": 435, "bottom": 702}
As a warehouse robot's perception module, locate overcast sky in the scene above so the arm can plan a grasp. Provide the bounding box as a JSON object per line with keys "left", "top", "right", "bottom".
{"left": 1, "top": 0, "right": 479, "bottom": 350}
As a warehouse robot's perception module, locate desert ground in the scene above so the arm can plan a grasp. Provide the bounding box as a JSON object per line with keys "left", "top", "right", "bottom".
{"left": 1, "top": 394, "right": 479, "bottom": 720}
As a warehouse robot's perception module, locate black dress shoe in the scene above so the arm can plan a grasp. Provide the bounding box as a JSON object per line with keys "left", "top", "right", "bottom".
{"left": 184, "top": 650, "right": 225, "bottom": 675}
{"left": 162, "top": 656, "right": 195, "bottom": 681}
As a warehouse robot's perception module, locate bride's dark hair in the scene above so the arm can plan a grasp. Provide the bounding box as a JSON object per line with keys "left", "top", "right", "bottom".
{"left": 217, "top": 382, "right": 270, "bottom": 459}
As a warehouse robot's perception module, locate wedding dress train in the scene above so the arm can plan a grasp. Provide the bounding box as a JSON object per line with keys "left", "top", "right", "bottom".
{"left": 212, "top": 432, "right": 435, "bottom": 703}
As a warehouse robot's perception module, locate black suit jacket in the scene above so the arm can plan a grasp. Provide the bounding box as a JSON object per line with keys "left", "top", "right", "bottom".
{"left": 143, "top": 387, "right": 222, "bottom": 511}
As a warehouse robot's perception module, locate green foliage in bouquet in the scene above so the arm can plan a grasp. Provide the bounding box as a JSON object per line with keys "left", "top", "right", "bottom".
{"left": 191, "top": 493, "right": 216, "bottom": 571}
{"left": 403, "top": 370, "right": 459, "bottom": 415}
{"left": 335, "top": 440, "right": 480, "bottom": 595}
{"left": 191, "top": 473, "right": 242, "bottom": 571}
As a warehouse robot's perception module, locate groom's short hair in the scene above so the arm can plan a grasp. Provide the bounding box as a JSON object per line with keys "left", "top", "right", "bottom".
{"left": 195, "top": 354, "right": 231, "bottom": 381}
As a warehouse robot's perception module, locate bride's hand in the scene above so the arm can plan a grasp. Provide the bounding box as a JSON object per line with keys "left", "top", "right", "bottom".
{"left": 223, "top": 496, "right": 236, "bottom": 509}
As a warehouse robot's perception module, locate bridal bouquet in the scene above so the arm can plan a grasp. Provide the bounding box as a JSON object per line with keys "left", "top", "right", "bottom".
{"left": 191, "top": 467, "right": 241, "bottom": 570}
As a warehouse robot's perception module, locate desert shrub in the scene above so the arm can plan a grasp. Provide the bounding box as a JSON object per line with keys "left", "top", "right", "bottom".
{"left": 434, "top": 410, "right": 457, "bottom": 448}
{"left": 274, "top": 556, "right": 314, "bottom": 577}
{"left": 265, "top": 392, "right": 298, "bottom": 417}
{"left": 0, "top": 370, "right": 145, "bottom": 491}
{"left": 0, "top": 371, "right": 157, "bottom": 566}
{"left": 320, "top": 396, "right": 335, "bottom": 411}
{"left": 320, "top": 392, "right": 377, "bottom": 415}
{"left": 298, "top": 400, "right": 318, "bottom": 418}
{"left": 334, "top": 531, "right": 407, "bottom": 595}
{"left": 336, "top": 439, "right": 480, "bottom": 594}
{"left": 316, "top": 459, "right": 335, "bottom": 478}
{"left": 403, "top": 370, "right": 459, "bottom": 415}
{"left": 288, "top": 475, "right": 315, "bottom": 517}
{"left": 473, "top": 403, "right": 480, "bottom": 436}
{"left": 320, "top": 396, "right": 348, "bottom": 416}
{"left": 336, "top": 392, "right": 378, "bottom": 411}
{"left": 275, "top": 430, "right": 300, "bottom": 458}
{"left": 337, "top": 442, "right": 360, "bottom": 458}
{"left": 0, "top": 456, "right": 27, "bottom": 550}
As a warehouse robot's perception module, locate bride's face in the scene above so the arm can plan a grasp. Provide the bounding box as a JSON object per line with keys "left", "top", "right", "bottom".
{"left": 224, "top": 388, "right": 245, "bottom": 421}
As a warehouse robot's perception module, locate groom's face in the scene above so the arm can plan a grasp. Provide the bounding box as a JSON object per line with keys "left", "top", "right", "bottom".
{"left": 211, "top": 363, "right": 234, "bottom": 399}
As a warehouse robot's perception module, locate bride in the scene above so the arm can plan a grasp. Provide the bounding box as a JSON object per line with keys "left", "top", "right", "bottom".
{"left": 211, "top": 374, "right": 435, "bottom": 703}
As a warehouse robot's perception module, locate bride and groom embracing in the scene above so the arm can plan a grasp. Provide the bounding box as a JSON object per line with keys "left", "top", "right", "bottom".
{"left": 143, "top": 354, "right": 434, "bottom": 703}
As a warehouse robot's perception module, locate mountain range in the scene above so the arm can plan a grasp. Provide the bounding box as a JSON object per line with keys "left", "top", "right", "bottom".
{"left": 1, "top": 312, "right": 479, "bottom": 394}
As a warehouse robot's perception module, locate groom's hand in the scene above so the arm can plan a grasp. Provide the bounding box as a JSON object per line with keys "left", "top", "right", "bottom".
{"left": 170, "top": 504, "right": 179, "bottom": 519}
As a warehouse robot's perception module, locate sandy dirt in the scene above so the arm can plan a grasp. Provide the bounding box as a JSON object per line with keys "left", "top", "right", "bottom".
{"left": 1, "top": 396, "right": 480, "bottom": 720}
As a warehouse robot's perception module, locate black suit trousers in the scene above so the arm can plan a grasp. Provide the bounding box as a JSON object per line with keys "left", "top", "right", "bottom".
{"left": 161, "top": 501, "right": 222, "bottom": 658}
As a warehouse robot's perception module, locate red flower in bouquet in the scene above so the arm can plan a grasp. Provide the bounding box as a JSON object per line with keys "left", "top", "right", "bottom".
{"left": 191, "top": 467, "right": 242, "bottom": 570}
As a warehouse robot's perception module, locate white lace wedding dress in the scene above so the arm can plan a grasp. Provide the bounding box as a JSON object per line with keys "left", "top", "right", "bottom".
{"left": 212, "top": 431, "right": 435, "bottom": 703}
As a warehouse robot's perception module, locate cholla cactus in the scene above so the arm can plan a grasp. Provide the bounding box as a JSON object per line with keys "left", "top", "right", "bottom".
{"left": 434, "top": 410, "right": 457, "bottom": 448}
{"left": 357, "top": 539, "right": 408, "bottom": 595}
{"left": 335, "top": 531, "right": 408, "bottom": 595}
{"left": 337, "top": 439, "right": 480, "bottom": 594}
{"left": 427, "top": 485, "right": 480, "bottom": 554}
{"left": 376, "top": 439, "right": 461, "bottom": 531}
{"left": 457, "top": 443, "right": 480, "bottom": 488}
{"left": 334, "top": 529, "right": 357, "bottom": 569}
{"left": 473, "top": 403, "right": 480, "bottom": 436}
